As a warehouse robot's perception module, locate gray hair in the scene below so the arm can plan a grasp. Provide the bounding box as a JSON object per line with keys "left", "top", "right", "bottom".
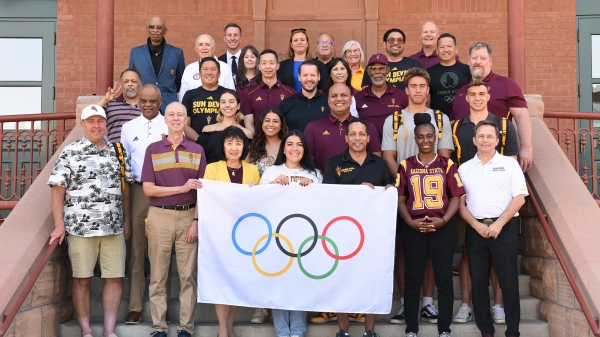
{"left": 195, "top": 34, "right": 216, "bottom": 48}
{"left": 317, "top": 32, "right": 334, "bottom": 43}
{"left": 341, "top": 40, "right": 364, "bottom": 64}
{"left": 469, "top": 41, "right": 492, "bottom": 57}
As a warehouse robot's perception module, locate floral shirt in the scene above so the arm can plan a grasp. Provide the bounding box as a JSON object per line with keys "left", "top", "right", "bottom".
{"left": 254, "top": 154, "right": 277, "bottom": 176}
{"left": 48, "top": 136, "right": 133, "bottom": 237}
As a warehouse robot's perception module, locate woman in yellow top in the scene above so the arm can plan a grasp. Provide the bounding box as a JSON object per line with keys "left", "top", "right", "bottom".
{"left": 341, "top": 40, "right": 366, "bottom": 92}
{"left": 203, "top": 125, "right": 260, "bottom": 337}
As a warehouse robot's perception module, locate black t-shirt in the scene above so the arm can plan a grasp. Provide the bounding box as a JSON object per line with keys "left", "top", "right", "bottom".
{"left": 278, "top": 91, "right": 330, "bottom": 132}
{"left": 181, "top": 85, "right": 227, "bottom": 134}
{"left": 322, "top": 149, "right": 393, "bottom": 186}
{"left": 361, "top": 58, "right": 423, "bottom": 89}
{"left": 427, "top": 62, "right": 471, "bottom": 116}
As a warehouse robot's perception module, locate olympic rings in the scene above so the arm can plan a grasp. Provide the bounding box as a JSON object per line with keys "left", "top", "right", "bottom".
{"left": 297, "top": 235, "right": 338, "bottom": 279}
{"left": 232, "top": 213, "right": 364, "bottom": 279}
{"left": 276, "top": 214, "right": 318, "bottom": 257}
{"left": 252, "top": 233, "right": 295, "bottom": 277}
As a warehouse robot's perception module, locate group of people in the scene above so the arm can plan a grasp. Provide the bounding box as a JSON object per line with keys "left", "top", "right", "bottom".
{"left": 47, "top": 15, "right": 532, "bottom": 337}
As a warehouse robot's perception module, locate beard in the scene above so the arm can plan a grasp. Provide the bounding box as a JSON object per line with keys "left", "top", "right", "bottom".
{"left": 124, "top": 88, "right": 140, "bottom": 99}
{"left": 302, "top": 83, "right": 317, "bottom": 92}
{"left": 471, "top": 68, "right": 485, "bottom": 79}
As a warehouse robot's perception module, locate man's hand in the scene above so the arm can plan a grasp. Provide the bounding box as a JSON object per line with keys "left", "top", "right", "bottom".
{"left": 383, "top": 184, "right": 394, "bottom": 191}
{"left": 104, "top": 82, "right": 122, "bottom": 102}
{"left": 49, "top": 226, "right": 65, "bottom": 245}
{"left": 519, "top": 146, "right": 533, "bottom": 172}
{"left": 361, "top": 182, "right": 375, "bottom": 189}
{"left": 474, "top": 222, "right": 490, "bottom": 238}
{"left": 185, "top": 221, "right": 198, "bottom": 243}
{"left": 487, "top": 222, "right": 503, "bottom": 239}
{"left": 181, "top": 179, "right": 203, "bottom": 193}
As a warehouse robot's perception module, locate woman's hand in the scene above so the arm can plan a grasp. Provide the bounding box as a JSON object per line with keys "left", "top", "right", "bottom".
{"left": 272, "top": 175, "right": 289, "bottom": 185}
{"left": 361, "top": 182, "right": 375, "bottom": 189}
{"left": 299, "top": 177, "right": 314, "bottom": 186}
{"left": 248, "top": 182, "right": 256, "bottom": 187}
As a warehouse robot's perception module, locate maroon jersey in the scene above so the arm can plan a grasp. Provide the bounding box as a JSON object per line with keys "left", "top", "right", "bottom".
{"left": 396, "top": 155, "right": 465, "bottom": 219}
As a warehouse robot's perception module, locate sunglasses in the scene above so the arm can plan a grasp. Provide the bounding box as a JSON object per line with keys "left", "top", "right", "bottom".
{"left": 291, "top": 28, "right": 307, "bottom": 34}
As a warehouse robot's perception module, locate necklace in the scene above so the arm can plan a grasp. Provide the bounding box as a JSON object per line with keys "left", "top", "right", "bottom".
{"left": 227, "top": 165, "right": 242, "bottom": 176}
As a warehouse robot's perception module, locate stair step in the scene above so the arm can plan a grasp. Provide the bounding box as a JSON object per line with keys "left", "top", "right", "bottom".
{"left": 88, "top": 296, "right": 541, "bottom": 322}
{"left": 60, "top": 319, "right": 549, "bottom": 337}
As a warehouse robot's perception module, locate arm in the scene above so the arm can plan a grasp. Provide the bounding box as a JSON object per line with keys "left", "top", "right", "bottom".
{"left": 184, "top": 117, "right": 200, "bottom": 142}
{"left": 243, "top": 115, "right": 255, "bottom": 134}
{"left": 383, "top": 150, "right": 398, "bottom": 177}
{"left": 96, "top": 82, "right": 122, "bottom": 107}
{"left": 397, "top": 195, "right": 421, "bottom": 230}
{"left": 510, "top": 107, "right": 533, "bottom": 171}
{"left": 487, "top": 194, "right": 526, "bottom": 239}
{"left": 122, "top": 182, "right": 131, "bottom": 240}
{"left": 458, "top": 195, "right": 490, "bottom": 238}
{"left": 186, "top": 203, "right": 199, "bottom": 243}
{"left": 143, "top": 178, "right": 203, "bottom": 198}
{"left": 49, "top": 185, "right": 67, "bottom": 245}
{"left": 437, "top": 148, "right": 451, "bottom": 158}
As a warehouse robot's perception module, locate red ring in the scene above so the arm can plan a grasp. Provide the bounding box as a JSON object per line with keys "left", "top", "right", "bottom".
{"left": 321, "top": 216, "right": 364, "bottom": 260}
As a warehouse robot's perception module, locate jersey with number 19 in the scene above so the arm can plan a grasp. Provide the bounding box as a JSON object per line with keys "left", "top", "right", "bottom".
{"left": 397, "top": 155, "right": 465, "bottom": 219}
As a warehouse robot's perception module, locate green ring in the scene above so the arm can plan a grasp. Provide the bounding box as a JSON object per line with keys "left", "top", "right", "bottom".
{"left": 297, "top": 235, "right": 338, "bottom": 279}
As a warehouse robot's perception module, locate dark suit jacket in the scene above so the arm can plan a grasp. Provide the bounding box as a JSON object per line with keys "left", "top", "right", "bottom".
{"left": 218, "top": 53, "right": 227, "bottom": 63}
{"left": 276, "top": 59, "right": 328, "bottom": 91}
{"left": 129, "top": 43, "right": 185, "bottom": 113}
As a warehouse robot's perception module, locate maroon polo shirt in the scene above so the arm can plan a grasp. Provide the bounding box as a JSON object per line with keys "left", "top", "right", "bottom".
{"left": 449, "top": 71, "right": 528, "bottom": 121}
{"left": 304, "top": 114, "right": 381, "bottom": 170}
{"left": 409, "top": 48, "right": 460, "bottom": 69}
{"left": 354, "top": 83, "right": 408, "bottom": 140}
{"left": 241, "top": 79, "right": 296, "bottom": 123}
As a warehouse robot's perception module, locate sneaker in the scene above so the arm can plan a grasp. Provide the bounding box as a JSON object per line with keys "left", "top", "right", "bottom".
{"left": 406, "top": 333, "right": 418, "bottom": 337}
{"left": 177, "top": 330, "right": 192, "bottom": 337}
{"left": 439, "top": 333, "right": 451, "bottom": 337}
{"left": 363, "top": 331, "right": 380, "bottom": 337}
{"left": 389, "top": 305, "right": 405, "bottom": 324}
{"left": 349, "top": 313, "right": 365, "bottom": 323}
{"left": 336, "top": 329, "right": 350, "bottom": 337}
{"left": 453, "top": 303, "right": 473, "bottom": 323}
{"left": 311, "top": 312, "right": 337, "bottom": 323}
{"left": 251, "top": 308, "right": 268, "bottom": 323}
{"left": 492, "top": 304, "right": 506, "bottom": 324}
{"left": 150, "top": 332, "right": 167, "bottom": 337}
{"left": 420, "top": 304, "right": 438, "bottom": 323}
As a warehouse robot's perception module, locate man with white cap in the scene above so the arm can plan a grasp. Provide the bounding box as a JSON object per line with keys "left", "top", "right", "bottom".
{"left": 48, "top": 104, "right": 133, "bottom": 337}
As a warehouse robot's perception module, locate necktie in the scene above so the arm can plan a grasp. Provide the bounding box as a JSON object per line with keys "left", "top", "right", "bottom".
{"left": 231, "top": 55, "right": 238, "bottom": 74}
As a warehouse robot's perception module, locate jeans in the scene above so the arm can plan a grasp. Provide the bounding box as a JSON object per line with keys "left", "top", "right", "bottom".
{"left": 272, "top": 309, "right": 307, "bottom": 337}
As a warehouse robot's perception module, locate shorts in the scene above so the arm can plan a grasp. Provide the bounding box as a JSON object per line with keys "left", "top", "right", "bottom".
{"left": 67, "top": 233, "right": 126, "bottom": 278}
{"left": 456, "top": 215, "right": 467, "bottom": 246}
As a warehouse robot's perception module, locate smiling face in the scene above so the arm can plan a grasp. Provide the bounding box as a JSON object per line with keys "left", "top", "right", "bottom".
{"left": 299, "top": 64, "right": 320, "bottom": 92}
{"left": 473, "top": 124, "right": 500, "bottom": 155}
{"left": 344, "top": 43, "right": 361, "bottom": 66}
{"left": 328, "top": 83, "right": 352, "bottom": 115}
{"left": 405, "top": 76, "right": 429, "bottom": 105}
{"left": 330, "top": 60, "right": 349, "bottom": 84}
{"left": 224, "top": 136, "right": 244, "bottom": 161}
{"left": 384, "top": 31, "right": 405, "bottom": 58}
{"left": 466, "top": 85, "right": 490, "bottom": 113}
{"left": 415, "top": 124, "right": 436, "bottom": 155}
{"left": 219, "top": 92, "right": 240, "bottom": 118}
{"left": 243, "top": 49, "right": 257, "bottom": 70}
{"left": 195, "top": 35, "right": 215, "bottom": 59}
{"left": 420, "top": 21, "right": 439, "bottom": 49}
{"left": 147, "top": 17, "right": 167, "bottom": 44}
{"left": 81, "top": 115, "right": 106, "bottom": 145}
{"left": 468, "top": 47, "right": 492, "bottom": 80}
{"left": 437, "top": 36, "right": 457, "bottom": 63}
{"left": 223, "top": 26, "right": 241, "bottom": 51}
{"left": 262, "top": 112, "right": 282, "bottom": 138}
{"left": 138, "top": 86, "right": 162, "bottom": 120}
{"left": 291, "top": 32, "right": 309, "bottom": 56}
{"left": 345, "top": 122, "right": 370, "bottom": 153}
{"left": 200, "top": 60, "right": 220, "bottom": 87}
{"left": 283, "top": 135, "right": 305, "bottom": 166}
{"left": 164, "top": 103, "right": 186, "bottom": 134}
{"left": 258, "top": 52, "right": 279, "bottom": 80}
{"left": 367, "top": 62, "right": 389, "bottom": 86}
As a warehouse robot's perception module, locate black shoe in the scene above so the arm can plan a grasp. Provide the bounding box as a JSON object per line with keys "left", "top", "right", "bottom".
{"left": 150, "top": 332, "right": 167, "bottom": 337}
{"left": 420, "top": 304, "right": 438, "bottom": 323}
{"left": 336, "top": 329, "right": 350, "bottom": 337}
{"left": 389, "top": 305, "right": 405, "bottom": 324}
{"left": 177, "top": 330, "right": 192, "bottom": 337}
{"left": 363, "top": 331, "right": 380, "bottom": 337}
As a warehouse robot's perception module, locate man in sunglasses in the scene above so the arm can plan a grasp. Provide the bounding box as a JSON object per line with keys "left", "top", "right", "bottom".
{"left": 361, "top": 28, "right": 422, "bottom": 90}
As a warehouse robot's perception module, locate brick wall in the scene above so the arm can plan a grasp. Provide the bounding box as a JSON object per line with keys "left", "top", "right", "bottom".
{"left": 56, "top": 0, "right": 577, "bottom": 112}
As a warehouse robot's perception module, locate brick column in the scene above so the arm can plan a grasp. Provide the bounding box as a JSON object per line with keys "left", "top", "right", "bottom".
{"left": 96, "top": 0, "right": 114, "bottom": 95}
{"left": 507, "top": 0, "right": 526, "bottom": 92}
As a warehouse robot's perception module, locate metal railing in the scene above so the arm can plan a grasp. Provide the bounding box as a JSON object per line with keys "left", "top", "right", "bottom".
{"left": 544, "top": 111, "right": 600, "bottom": 199}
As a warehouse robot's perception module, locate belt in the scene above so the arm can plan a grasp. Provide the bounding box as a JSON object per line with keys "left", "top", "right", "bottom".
{"left": 157, "top": 203, "right": 195, "bottom": 211}
{"left": 476, "top": 217, "right": 499, "bottom": 226}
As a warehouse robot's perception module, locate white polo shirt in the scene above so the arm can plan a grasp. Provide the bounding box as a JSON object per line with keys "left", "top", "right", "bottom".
{"left": 120, "top": 114, "right": 169, "bottom": 182}
{"left": 458, "top": 151, "right": 528, "bottom": 219}
{"left": 178, "top": 56, "right": 235, "bottom": 102}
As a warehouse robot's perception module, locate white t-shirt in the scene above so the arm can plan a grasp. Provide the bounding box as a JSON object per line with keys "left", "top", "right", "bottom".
{"left": 381, "top": 108, "right": 454, "bottom": 163}
{"left": 178, "top": 57, "right": 235, "bottom": 102}
{"left": 259, "top": 164, "right": 323, "bottom": 185}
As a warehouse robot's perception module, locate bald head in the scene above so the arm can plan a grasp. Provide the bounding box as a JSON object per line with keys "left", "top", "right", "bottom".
{"left": 420, "top": 21, "right": 440, "bottom": 49}
{"left": 139, "top": 84, "right": 162, "bottom": 120}
{"left": 147, "top": 16, "right": 167, "bottom": 44}
{"left": 328, "top": 83, "right": 352, "bottom": 116}
{"left": 164, "top": 102, "right": 187, "bottom": 135}
{"left": 148, "top": 16, "right": 166, "bottom": 28}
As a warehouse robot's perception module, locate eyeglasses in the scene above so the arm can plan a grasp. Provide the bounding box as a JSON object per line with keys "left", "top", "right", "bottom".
{"left": 345, "top": 49, "right": 360, "bottom": 55}
{"left": 291, "top": 28, "right": 307, "bottom": 34}
{"left": 386, "top": 37, "right": 404, "bottom": 44}
{"left": 317, "top": 41, "right": 333, "bottom": 46}
{"left": 148, "top": 25, "right": 164, "bottom": 30}
{"left": 368, "top": 65, "right": 387, "bottom": 72}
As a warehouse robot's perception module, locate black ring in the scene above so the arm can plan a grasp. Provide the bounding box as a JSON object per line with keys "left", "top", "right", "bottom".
{"left": 275, "top": 214, "right": 318, "bottom": 257}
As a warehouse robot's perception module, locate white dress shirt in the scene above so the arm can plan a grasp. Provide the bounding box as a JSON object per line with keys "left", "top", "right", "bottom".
{"left": 226, "top": 50, "right": 242, "bottom": 72}
{"left": 178, "top": 56, "right": 235, "bottom": 102}
{"left": 120, "top": 114, "right": 169, "bottom": 181}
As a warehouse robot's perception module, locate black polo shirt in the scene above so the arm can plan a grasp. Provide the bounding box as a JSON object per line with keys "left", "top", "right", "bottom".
{"left": 451, "top": 112, "right": 520, "bottom": 166}
{"left": 323, "top": 149, "right": 393, "bottom": 186}
{"left": 278, "top": 91, "right": 330, "bottom": 132}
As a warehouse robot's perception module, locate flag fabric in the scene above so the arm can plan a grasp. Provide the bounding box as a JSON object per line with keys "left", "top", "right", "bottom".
{"left": 197, "top": 179, "right": 397, "bottom": 314}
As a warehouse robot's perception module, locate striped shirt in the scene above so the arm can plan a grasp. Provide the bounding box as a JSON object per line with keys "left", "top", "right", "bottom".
{"left": 141, "top": 137, "right": 207, "bottom": 207}
{"left": 104, "top": 95, "right": 141, "bottom": 143}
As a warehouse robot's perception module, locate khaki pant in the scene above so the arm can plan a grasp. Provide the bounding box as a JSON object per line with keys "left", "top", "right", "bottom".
{"left": 146, "top": 206, "right": 197, "bottom": 334}
{"left": 68, "top": 233, "right": 125, "bottom": 278}
{"left": 128, "top": 183, "right": 172, "bottom": 312}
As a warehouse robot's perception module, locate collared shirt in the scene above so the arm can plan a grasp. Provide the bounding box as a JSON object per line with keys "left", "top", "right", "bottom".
{"left": 225, "top": 50, "right": 242, "bottom": 73}
{"left": 451, "top": 112, "right": 519, "bottom": 166}
{"left": 178, "top": 57, "right": 235, "bottom": 102}
{"left": 361, "top": 58, "right": 423, "bottom": 89}
{"left": 351, "top": 66, "right": 365, "bottom": 92}
{"left": 323, "top": 149, "right": 392, "bottom": 186}
{"left": 121, "top": 114, "right": 169, "bottom": 181}
{"left": 355, "top": 84, "right": 409, "bottom": 140}
{"left": 104, "top": 94, "right": 141, "bottom": 143}
{"left": 409, "top": 48, "right": 461, "bottom": 69}
{"left": 382, "top": 109, "right": 454, "bottom": 164}
{"left": 242, "top": 79, "right": 296, "bottom": 122}
{"left": 279, "top": 91, "right": 330, "bottom": 132}
{"left": 47, "top": 136, "right": 134, "bottom": 237}
{"left": 426, "top": 61, "right": 471, "bottom": 115}
{"left": 141, "top": 137, "right": 207, "bottom": 207}
{"left": 304, "top": 114, "right": 381, "bottom": 170}
{"left": 458, "top": 151, "right": 528, "bottom": 218}
{"left": 450, "top": 71, "right": 528, "bottom": 121}
{"left": 181, "top": 85, "right": 227, "bottom": 134}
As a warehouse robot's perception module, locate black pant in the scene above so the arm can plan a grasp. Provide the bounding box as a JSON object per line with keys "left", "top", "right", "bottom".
{"left": 399, "top": 216, "right": 456, "bottom": 334}
{"left": 466, "top": 217, "right": 520, "bottom": 337}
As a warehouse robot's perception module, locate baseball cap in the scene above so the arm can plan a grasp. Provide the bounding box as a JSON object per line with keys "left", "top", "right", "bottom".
{"left": 81, "top": 104, "right": 106, "bottom": 120}
{"left": 367, "top": 53, "right": 389, "bottom": 67}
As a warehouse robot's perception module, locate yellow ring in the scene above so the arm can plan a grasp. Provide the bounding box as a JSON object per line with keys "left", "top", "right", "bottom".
{"left": 252, "top": 233, "right": 294, "bottom": 277}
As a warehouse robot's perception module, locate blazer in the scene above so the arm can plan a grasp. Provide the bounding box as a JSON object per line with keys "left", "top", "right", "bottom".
{"left": 204, "top": 160, "right": 260, "bottom": 185}
{"left": 217, "top": 53, "right": 227, "bottom": 63}
{"left": 129, "top": 43, "right": 185, "bottom": 113}
{"left": 276, "top": 59, "right": 328, "bottom": 91}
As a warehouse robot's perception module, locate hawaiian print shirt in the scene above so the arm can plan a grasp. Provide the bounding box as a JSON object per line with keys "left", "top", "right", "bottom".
{"left": 48, "top": 136, "right": 133, "bottom": 237}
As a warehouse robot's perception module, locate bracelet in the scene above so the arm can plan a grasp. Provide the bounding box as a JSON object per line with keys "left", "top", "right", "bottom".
{"left": 192, "top": 218, "right": 198, "bottom": 221}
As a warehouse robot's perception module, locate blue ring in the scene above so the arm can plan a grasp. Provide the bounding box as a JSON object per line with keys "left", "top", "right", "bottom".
{"left": 232, "top": 213, "right": 272, "bottom": 256}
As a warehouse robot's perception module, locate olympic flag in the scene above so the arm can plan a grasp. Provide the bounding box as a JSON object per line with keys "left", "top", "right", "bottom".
{"left": 197, "top": 179, "right": 398, "bottom": 313}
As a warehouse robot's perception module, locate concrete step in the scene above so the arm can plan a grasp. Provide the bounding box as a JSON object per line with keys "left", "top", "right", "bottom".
{"left": 60, "top": 319, "right": 549, "bottom": 337}
{"left": 90, "top": 274, "right": 531, "bottom": 300}
{"left": 88, "top": 296, "right": 542, "bottom": 323}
